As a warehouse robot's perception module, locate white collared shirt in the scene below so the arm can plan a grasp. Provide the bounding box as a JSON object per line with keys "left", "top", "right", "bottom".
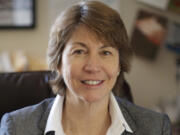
{"left": 44, "top": 92, "right": 133, "bottom": 135}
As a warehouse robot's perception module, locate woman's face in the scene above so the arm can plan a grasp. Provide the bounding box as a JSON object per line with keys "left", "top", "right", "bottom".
{"left": 59, "top": 25, "right": 120, "bottom": 103}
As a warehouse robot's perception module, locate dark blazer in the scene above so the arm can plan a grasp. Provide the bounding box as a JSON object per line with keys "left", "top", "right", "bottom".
{"left": 0, "top": 97, "right": 172, "bottom": 135}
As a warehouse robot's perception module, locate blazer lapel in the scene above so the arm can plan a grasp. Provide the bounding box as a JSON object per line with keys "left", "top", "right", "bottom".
{"left": 115, "top": 97, "right": 138, "bottom": 135}
{"left": 122, "top": 130, "right": 134, "bottom": 135}
{"left": 39, "top": 98, "right": 55, "bottom": 134}
{"left": 45, "top": 131, "right": 55, "bottom": 135}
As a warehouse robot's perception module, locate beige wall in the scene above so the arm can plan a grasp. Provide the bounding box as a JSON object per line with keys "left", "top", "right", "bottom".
{"left": 0, "top": 0, "right": 179, "bottom": 109}
{"left": 119, "top": 0, "right": 179, "bottom": 108}
{"left": 0, "top": 0, "right": 49, "bottom": 58}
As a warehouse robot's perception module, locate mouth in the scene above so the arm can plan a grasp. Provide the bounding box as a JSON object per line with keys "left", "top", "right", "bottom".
{"left": 81, "top": 80, "right": 104, "bottom": 86}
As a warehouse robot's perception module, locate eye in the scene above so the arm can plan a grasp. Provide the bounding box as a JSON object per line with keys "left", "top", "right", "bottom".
{"left": 101, "top": 50, "right": 112, "bottom": 56}
{"left": 73, "top": 49, "right": 86, "bottom": 55}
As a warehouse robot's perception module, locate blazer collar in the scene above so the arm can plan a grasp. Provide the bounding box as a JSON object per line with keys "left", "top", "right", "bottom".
{"left": 45, "top": 131, "right": 55, "bottom": 135}
{"left": 122, "top": 130, "right": 134, "bottom": 135}
{"left": 39, "top": 98, "right": 55, "bottom": 133}
{"left": 115, "top": 97, "right": 138, "bottom": 135}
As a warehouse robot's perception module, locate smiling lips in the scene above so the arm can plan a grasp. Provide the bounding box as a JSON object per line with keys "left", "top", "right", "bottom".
{"left": 81, "top": 80, "right": 104, "bottom": 86}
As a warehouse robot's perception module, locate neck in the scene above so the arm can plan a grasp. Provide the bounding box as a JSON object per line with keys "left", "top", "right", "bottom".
{"left": 62, "top": 93, "right": 111, "bottom": 135}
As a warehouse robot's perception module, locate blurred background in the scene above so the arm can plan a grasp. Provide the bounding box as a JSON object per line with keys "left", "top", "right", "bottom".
{"left": 0, "top": 0, "right": 180, "bottom": 133}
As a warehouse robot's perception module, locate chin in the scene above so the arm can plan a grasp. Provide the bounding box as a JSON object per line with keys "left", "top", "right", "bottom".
{"left": 84, "top": 97, "right": 100, "bottom": 103}
{"left": 82, "top": 93, "right": 109, "bottom": 103}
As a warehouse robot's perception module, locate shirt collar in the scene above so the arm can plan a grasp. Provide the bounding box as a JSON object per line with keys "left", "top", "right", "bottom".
{"left": 44, "top": 92, "right": 133, "bottom": 135}
{"left": 44, "top": 94, "right": 65, "bottom": 135}
{"left": 107, "top": 93, "right": 133, "bottom": 134}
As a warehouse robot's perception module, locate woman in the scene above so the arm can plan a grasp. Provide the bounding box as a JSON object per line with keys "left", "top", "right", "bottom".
{"left": 0, "top": 1, "right": 171, "bottom": 135}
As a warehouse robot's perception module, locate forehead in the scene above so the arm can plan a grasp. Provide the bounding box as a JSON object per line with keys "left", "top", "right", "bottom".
{"left": 68, "top": 25, "right": 112, "bottom": 47}
{"left": 70, "top": 25, "right": 99, "bottom": 41}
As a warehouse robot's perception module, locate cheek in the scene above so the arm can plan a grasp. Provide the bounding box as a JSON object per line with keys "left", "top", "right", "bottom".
{"left": 61, "top": 57, "right": 72, "bottom": 84}
{"left": 105, "top": 58, "right": 120, "bottom": 78}
{"left": 107, "top": 66, "right": 119, "bottom": 79}
{"left": 61, "top": 60, "right": 81, "bottom": 83}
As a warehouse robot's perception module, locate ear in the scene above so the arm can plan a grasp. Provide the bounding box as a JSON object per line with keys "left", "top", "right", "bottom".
{"left": 57, "top": 56, "right": 62, "bottom": 75}
{"left": 57, "top": 69, "right": 60, "bottom": 75}
{"left": 117, "top": 71, "right": 120, "bottom": 76}
{"left": 57, "top": 65, "right": 62, "bottom": 76}
{"left": 57, "top": 61, "right": 62, "bottom": 74}
{"left": 117, "top": 65, "right": 121, "bottom": 76}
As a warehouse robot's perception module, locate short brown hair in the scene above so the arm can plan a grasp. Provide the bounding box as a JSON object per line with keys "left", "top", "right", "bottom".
{"left": 47, "top": 0, "right": 133, "bottom": 95}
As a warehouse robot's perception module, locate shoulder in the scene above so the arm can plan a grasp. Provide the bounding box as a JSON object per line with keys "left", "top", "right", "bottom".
{"left": 3, "top": 98, "right": 55, "bottom": 122}
{"left": 116, "top": 97, "right": 163, "bottom": 118}
{"left": 0, "top": 98, "right": 55, "bottom": 135}
{"left": 115, "top": 97, "right": 172, "bottom": 134}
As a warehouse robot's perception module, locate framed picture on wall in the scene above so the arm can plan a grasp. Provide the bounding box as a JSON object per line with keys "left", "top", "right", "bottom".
{"left": 0, "top": 0, "right": 35, "bottom": 29}
{"left": 168, "top": 0, "right": 180, "bottom": 14}
{"left": 130, "top": 9, "right": 168, "bottom": 60}
{"left": 137, "top": 0, "right": 170, "bottom": 10}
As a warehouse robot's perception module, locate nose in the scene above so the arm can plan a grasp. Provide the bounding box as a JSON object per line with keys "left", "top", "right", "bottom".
{"left": 83, "top": 54, "right": 101, "bottom": 74}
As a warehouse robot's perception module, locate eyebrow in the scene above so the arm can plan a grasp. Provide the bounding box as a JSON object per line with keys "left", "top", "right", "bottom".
{"left": 72, "top": 42, "right": 113, "bottom": 49}
{"left": 72, "top": 42, "right": 87, "bottom": 48}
